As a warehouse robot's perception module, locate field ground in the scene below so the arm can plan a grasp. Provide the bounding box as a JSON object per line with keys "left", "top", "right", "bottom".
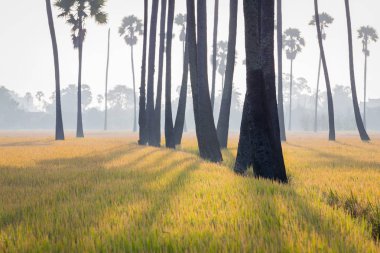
{"left": 0, "top": 131, "right": 379, "bottom": 252}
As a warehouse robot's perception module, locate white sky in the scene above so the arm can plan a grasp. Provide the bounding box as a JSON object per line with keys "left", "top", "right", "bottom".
{"left": 0, "top": 0, "right": 379, "bottom": 103}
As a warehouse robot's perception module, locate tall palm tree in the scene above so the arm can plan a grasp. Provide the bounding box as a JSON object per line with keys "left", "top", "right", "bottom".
{"left": 309, "top": 12, "right": 334, "bottom": 133}
{"left": 174, "top": 14, "right": 187, "bottom": 59}
{"left": 216, "top": 41, "right": 228, "bottom": 91}
{"left": 344, "top": 0, "right": 370, "bottom": 141}
{"left": 277, "top": 0, "right": 286, "bottom": 141}
{"left": 138, "top": 0, "right": 148, "bottom": 145}
{"left": 104, "top": 28, "right": 110, "bottom": 131}
{"left": 312, "top": 3, "right": 335, "bottom": 141}
{"left": 211, "top": 0, "right": 219, "bottom": 110}
{"left": 216, "top": 0, "right": 238, "bottom": 149}
{"left": 55, "top": 0, "right": 107, "bottom": 138}
{"left": 119, "top": 15, "right": 143, "bottom": 132}
{"left": 186, "top": 0, "right": 222, "bottom": 162}
{"left": 165, "top": 0, "right": 176, "bottom": 149}
{"left": 358, "top": 26, "right": 378, "bottom": 128}
{"left": 45, "top": 0, "right": 64, "bottom": 141}
{"left": 282, "top": 28, "right": 305, "bottom": 131}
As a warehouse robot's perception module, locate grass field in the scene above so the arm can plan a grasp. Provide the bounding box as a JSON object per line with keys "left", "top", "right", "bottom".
{"left": 0, "top": 132, "right": 379, "bottom": 252}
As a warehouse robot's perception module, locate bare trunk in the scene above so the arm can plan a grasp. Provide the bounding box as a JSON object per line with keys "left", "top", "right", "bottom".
{"left": 314, "top": 55, "right": 321, "bottom": 132}
{"left": 211, "top": 0, "right": 219, "bottom": 111}
{"left": 277, "top": 0, "right": 286, "bottom": 141}
{"left": 76, "top": 19, "right": 84, "bottom": 138}
{"left": 364, "top": 52, "right": 367, "bottom": 128}
{"left": 288, "top": 59, "right": 293, "bottom": 131}
{"left": 104, "top": 28, "right": 110, "bottom": 131}
{"left": 131, "top": 45, "right": 137, "bottom": 132}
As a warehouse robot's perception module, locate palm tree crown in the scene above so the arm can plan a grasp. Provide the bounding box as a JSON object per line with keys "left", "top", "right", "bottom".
{"left": 358, "top": 26, "right": 378, "bottom": 56}
{"left": 119, "top": 15, "right": 143, "bottom": 47}
{"left": 309, "top": 12, "right": 334, "bottom": 40}
{"left": 55, "top": 0, "right": 107, "bottom": 48}
{"left": 283, "top": 28, "right": 305, "bottom": 60}
{"left": 174, "top": 14, "right": 187, "bottom": 43}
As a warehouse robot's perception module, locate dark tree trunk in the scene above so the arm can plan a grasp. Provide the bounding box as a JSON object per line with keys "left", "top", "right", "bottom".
{"left": 174, "top": 37, "right": 189, "bottom": 145}
{"left": 104, "top": 28, "right": 110, "bottom": 131}
{"left": 288, "top": 59, "right": 293, "bottom": 131}
{"left": 131, "top": 45, "right": 137, "bottom": 132}
{"left": 235, "top": 0, "right": 287, "bottom": 183}
{"left": 146, "top": 0, "right": 160, "bottom": 145}
{"left": 344, "top": 0, "right": 370, "bottom": 141}
{"left": 76, "top": 19, "right": 84, "bottom": 138}
{"left": 277, "top": 0, "right": 286, "bottom": 141}
{"left": 314, "top": 0, "right": 335, "bottom": 141}
{"left": 45, "top": 0, "right": 64, "bottom": 141}
{"left": 138, "top": 0, "right": 149, "bottom": 145}
{"left": 186, "top": 0, "right": 223, "bottom": 163}
{"left": 165, "top": 0, "right": 175, "bottom": 149}
{"left": 152, "top": 0, "right": 167, "bottom": 147}
{"left": 211, "top": 0, "right": 219, "bottom": 111}
{"left": 314, "top": 55, "right": 321, "bottom": 132}
{"left": 364, "top": 49, "right": 368, "bottom": 128}
{"left": 216, "top": 0, "right": 238, "bottom": 149}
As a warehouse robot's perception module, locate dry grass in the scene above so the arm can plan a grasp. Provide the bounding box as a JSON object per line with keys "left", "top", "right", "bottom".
{"left": 0, "top": 131, "right": 379, "bottom": 252}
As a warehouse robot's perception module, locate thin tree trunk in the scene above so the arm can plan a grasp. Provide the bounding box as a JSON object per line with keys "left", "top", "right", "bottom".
{"left": 211, "top": 0, "right": 219, "bottom": 111}
{"left": 152, "top": 0, "right": 167, "bottom": 147}
{"left": 364, "top": 52, "right": 367, "bottom": 128}
{"left": 104, "top": 28, "right": 110, "bottom": 131}
{"left": 314, "top": 55, "right": 321, "bottom": 132}
{"left": 277, "top": 0, "right": 286, "bottom": 141}
{"left": 131, "top": 45, "right": 137, "bottom": 132}
{"left": 146, "top": 0, "right": 160, "bottom": 145}
{"left": 344, "top": 0, "right": 370, "bottom": 141}
{"left": 288, "top": 59, "right": 293, "bottom": 131}
{"left": 314, "top": 0, "right": 335, "bottom": 141}
{"left": 76, "top": 20, "right": 84, "bottom": 138}
{"left": 217, "top": 0, "right": 238, "bottom": 149}
{"left": 45, "top": 0, "right": 64, "bottom": 141}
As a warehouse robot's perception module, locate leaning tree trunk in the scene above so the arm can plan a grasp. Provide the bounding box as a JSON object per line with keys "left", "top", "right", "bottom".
{"left": 138, "top": 0, "right": 149, "bottom": 145}
{"left": 314, "top": 0, "right": 335, "bottom": 141}
{"left": 363, "top": 47, "right": 368, "bottom": 128}
{"left": 277, "top": 0, "right": 286, "bottom": 141}
{"left": 186, "top": 0, "right": 222, "bottom": 162}
{"left": 152, "top": 0, "right": 167, "bottom": 147}
{"left": 288, "top": 59, "right": 293, "bottom": 131}
{"left": 174, "top": 37, "right": 189, "bottom": 145}
{"left": 211, "top": 0, "right": 219, "bottom": 111}
{"left": 131, "top": 45, "right": 137, "bottom": 132}
{"left": 45, "top": 0, "right": 64, "bottom": 141}
{"left": 104, "top": 28, "right": 110, "bottom": 131}
{"left": 235, "top": 0, "right": 287, "bottom": 183}
{"left": 146, "top": 0, "right": 160, "bottom": 145}
{"left": 314, "top": 55, "right": 321, "bottom": 132}
{"left": 216, "top": 0, "right": 238, "bottom": 149}
{"left": 344, "top": 0, "right": 370, "bottom": 141}
{"left": 76, "top": 20, "right": 84, "bottom": 138}
{"left": 165, "top": 0, "right": 175, "bottom": 148}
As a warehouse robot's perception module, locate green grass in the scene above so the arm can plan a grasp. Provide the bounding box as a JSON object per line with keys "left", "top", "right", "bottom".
{"left": 0, "top": 133, "right": 379, "bottom": 252}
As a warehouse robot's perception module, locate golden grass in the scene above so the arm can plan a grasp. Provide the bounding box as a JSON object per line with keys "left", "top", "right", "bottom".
{"left": 0, "top": 132, "right": 379, "bottom": 252}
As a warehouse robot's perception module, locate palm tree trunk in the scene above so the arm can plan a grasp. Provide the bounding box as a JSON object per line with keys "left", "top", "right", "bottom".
{"left": 277, "top": 0, "right": 286, "bottom": 141}
{"left": 131, "top": 45, "right": 137, "bottom": 132}
{"left": 104, "top": 28, "right": 110, "bottom": 131}
{"left": 76, "top": 20, "right": 84, "bottom": 138}
{"left": 211, "top": 0, "right": 219, "bottom": 111}
{"left": 288, "top": 59, "right": 293, "bottom": 131}
{"left": 344, "top": 0, "right": 370, "bottom": 141}
{"left": 364, "top": 51, "right": 367, "bottom": 128}
{"left": 217, "top": 0, "right": 238, "bottom": 149}
{"left": 152, "top": 0, "right": 167, "bottom": 147}
{"left": 45, "top": 0, "right": 64, "bottom": 141}
{"left": 146, "top": 0, "right": 160, "bottom": 145}
{"left": 314, "top": 0, "right": 335, "bottom": 141}
{"left": 165, "top": 0, "right": 175, "bottom": 149}
{"left": 139, "top": 0, "right": 149, "bottom": 145}
{"left": 314, "top": 55, "right": 321, "bottom": 132}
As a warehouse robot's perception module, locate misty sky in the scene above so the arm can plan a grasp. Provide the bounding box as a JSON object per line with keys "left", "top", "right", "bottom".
{"left": 0, "top": 0, "right": 379, "bottom": 106}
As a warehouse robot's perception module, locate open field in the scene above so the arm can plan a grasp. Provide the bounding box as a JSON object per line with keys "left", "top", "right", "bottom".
{"left": 0, "top": 132, "right": 379, "bottom": 252}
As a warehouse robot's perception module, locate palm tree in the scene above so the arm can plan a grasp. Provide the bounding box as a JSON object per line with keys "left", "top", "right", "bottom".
{"left": 216, "top": 0, "right": 238, "bottom": 149}
{"left": 211, "top": 0, "right": 219, "bottom": 110}
{"left": 174, "top": 14, "right": 187, "bottom": 59}
{"left": 138, "top": 0, "right": 148, "bottom": 145}
{"left": 55, "top": 0, "right": 107, "bottom": 138}
{"left": 344, "top": 0, "right": 370, "bottom": 141}
{"left": 165, "top": 0, "right": 176, "bottom": 149}
{"left": 119, "top": 15, "right": 143, "bottom": 132}
{"left": 312, "top": 3, "right": 335, "bottom": 141}
{"left": 45, "top": 0, "right": 64, "bottom": 141}
{"left": 235, "top": 0, "right": 287, "bottom": 183}
{"left": 277, "top": 0, "right": 286, "bottom": 141}
{"left": 216, "top": 41, "right": 228, "bottom": 91}
{"left": 282, "top": 28, "right": 305, "bottom": 131}
{"left": 104, "top": 28, "right": 110, "bottom": 131}
{"left": 358, "top": 26, "right": 378, "bottom": 128}
{"left": 309, "top": 12, "right": 334, "bottom": 133}
{"left": 186, "top": 0, "right": 222, "bottom": 162}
